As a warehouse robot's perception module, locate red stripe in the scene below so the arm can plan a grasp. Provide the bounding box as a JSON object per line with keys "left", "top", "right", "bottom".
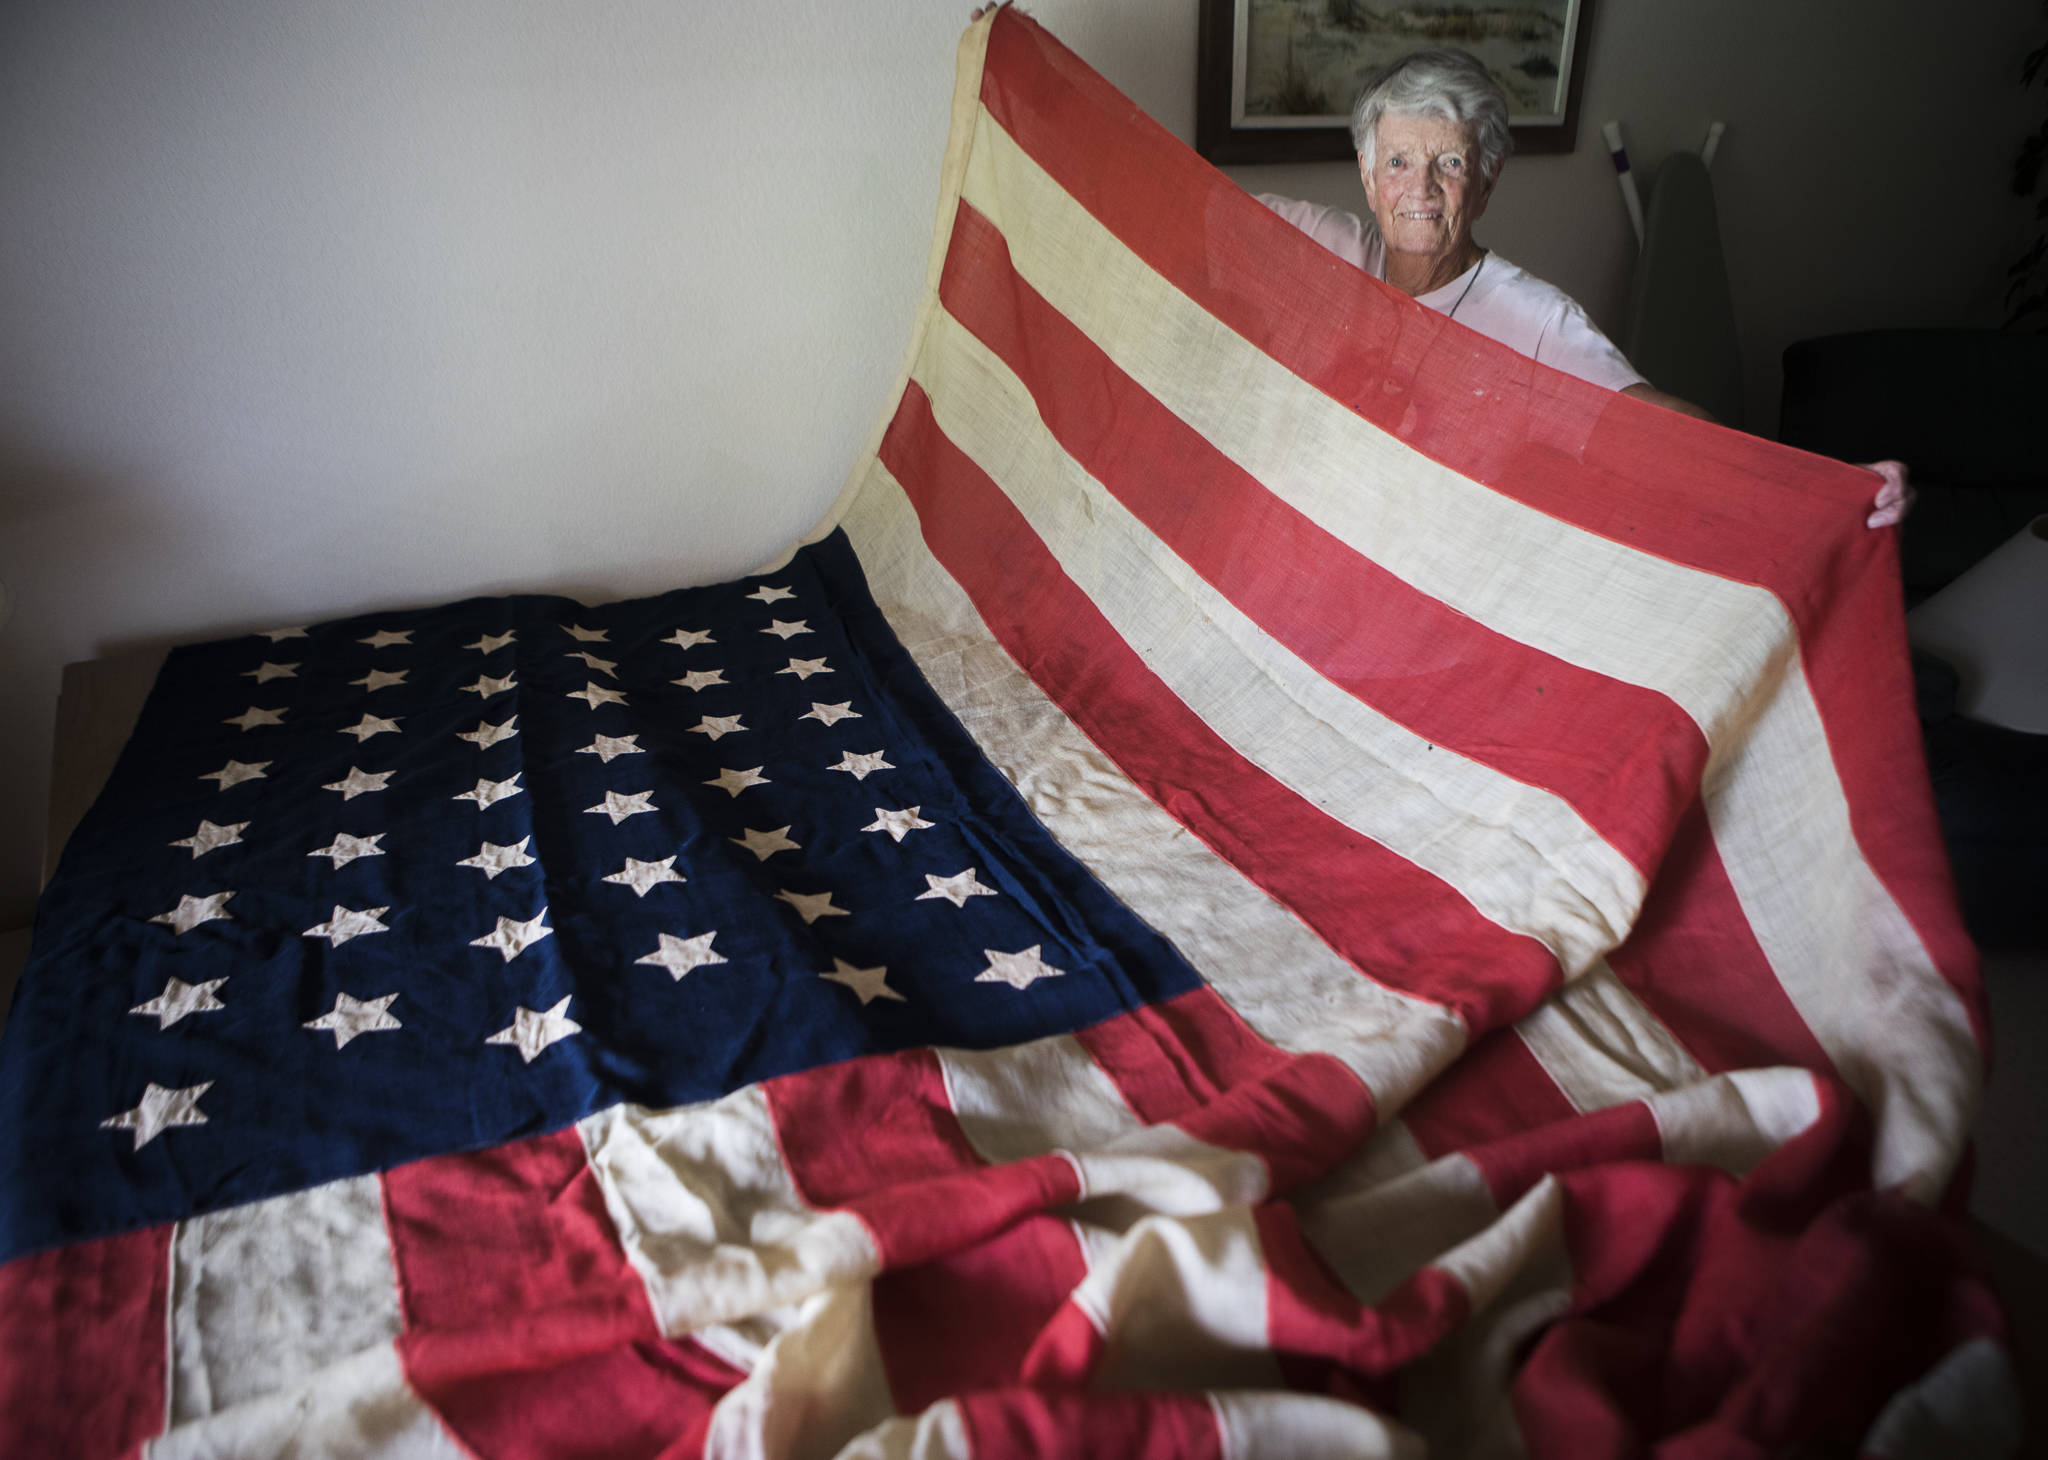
{"left": 938, "top": 198, "right": 1695, "bottom": 882}
{"left": 1076, "top": 991, "right": 1376, "bottom": 1190}
{"left": 873, "top": 1214, "right": 1090, "bottom": 1413}
{"left": 1605, "top": 797, "right": 1837, "bottom": 1076}
{"left": 1514, "top": 1095, "right": 2005, "bottom": 1454}
{"left": 878, "top": 379, "right": 1556, "bottom": 1034}
{"left": 1257, "top": 1204, "right": 1470, "bottom": 1378}
{"left": 1072, "top": 989, "right": 1287, "bottom": 1124}
{"left": 384, "top": 1129, "right": 742, "bottom": 1460}
{"left": 1017, "top": 1289, "right": 1107, "bottom": 1388}
{"left": 1460, "top": 1100, "right": 1663, "bottom": 1212}
{"left": 0, "top": 1224, "right": 170, "bottom": 1460}
{"left": 977, "top": 6, "right": 1981, "bottom": 1062}
{"left": 956, "top": 1388, "right": 1224, "bottom": 1460}
{"left": 763, "top": 1046, "right": 1080, "bottom": 1271}
{"left": 1401, "top": 1026, "right": 1578, "bottom": 1160}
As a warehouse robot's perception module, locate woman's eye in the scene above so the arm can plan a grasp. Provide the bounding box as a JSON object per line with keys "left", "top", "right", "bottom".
{"left": 1442, "top": 156, "right": 1464, "bottom": 172}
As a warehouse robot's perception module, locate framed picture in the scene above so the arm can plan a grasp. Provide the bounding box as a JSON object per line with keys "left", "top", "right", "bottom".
{"left": 1196, "top": 0, "right": 1595, "bottom": 166}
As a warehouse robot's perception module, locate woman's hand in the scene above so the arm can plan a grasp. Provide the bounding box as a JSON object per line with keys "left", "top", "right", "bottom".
{"left": 1860, "top": 459, "right": 1913, "bottom": 529}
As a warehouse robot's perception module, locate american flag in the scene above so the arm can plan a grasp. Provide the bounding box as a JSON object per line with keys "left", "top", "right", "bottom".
{"left": 0, "top": 11, "right": 2007, "bottom": 1457}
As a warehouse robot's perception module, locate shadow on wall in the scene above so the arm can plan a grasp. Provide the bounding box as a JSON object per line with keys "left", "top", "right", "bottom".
{"left": 0, "top": 436, "right": 184, "bottom": 929}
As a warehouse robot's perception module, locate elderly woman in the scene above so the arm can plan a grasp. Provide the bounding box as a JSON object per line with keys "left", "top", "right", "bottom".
{"left": 1259, "top": 49, "right": 1908, "bottom": 528}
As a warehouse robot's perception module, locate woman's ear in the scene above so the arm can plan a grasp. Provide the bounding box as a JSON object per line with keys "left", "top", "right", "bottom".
{"left": 1357, "top": 153, "right": 1377, "bottom": 211}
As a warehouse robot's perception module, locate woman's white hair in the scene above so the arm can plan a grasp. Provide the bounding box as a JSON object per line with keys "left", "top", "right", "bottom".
{"left": 1350, "top": 48, "right": 1513, "bottom": 185}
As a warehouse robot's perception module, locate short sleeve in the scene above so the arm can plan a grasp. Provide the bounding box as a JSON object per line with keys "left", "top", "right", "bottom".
{"left": 1253, "top": 194, "right": 1376, "bottom": 275}
{"left": 1534, "top": 298, "right": 1646, "bottom": 392}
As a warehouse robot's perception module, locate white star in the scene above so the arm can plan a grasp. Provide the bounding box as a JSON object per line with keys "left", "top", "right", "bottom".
{"left": 586, "top": 789, "right": 656, "bottom": 825}
{"left": 689, "top": 714, "right": 746, "bottom": 741}
{"left": 471, "top": 912, "right": 553, "bottom": 962}
{"left": 563, "top": 624, "right": 609, "bottom": 643}
{"left": 304, "top": 991, "right": 402, "bottom": 1049}
{"left": 454, "top": 775, "right": 523, "bottom": 808}
{"left": 776, "top": 888, "right": 848, "bottom": 925}
{"left": 309, "top": 832, "right": 386, "bottom": 868}
{"left": 863, "top": 806, "right": 934, "bottom": 842}
{"left": 463, "top": 673, "right": 518, "bottom": 698}
{"left": 830, "top": 750, "right": 895, "bottom": 781}
{"left": 821, "top": 958, "right": 904, "bottom": 1006}
{"left": 201, "top": 759, "right": 270, "bottom": 790}
{"left": 673, "top": 669, "right": 728, "bottom": 692}
{"left": 325, "top": 766, "right": 393, "bottom": 800}
{"left": 259, "top": 626, "right": 308, "bottom": 642}
{"left": 664, "top": 628, "right": 715, "bottom": 650}
{"left": 918, "top": 868, "right": 1000, "bottom": 908}
{"left": 748, "top": 585, "right": 797, "bottom": 604}
{"left": 977, "top": 945, "right": 1067, "bottom": 991}
{"left": 102, "top": 1082, "right": 212, "bottom": 1149}
{"left": 360, "top": 629, "right": 412, "bottom": 649}
{"left": 761, "top": 619, "right": 812, "bottom": 640}
{"left": 636, "top": 931, "right": 727, "bottom": 980}
{"left": 129, "top": 976, "right": 227, "bottom": 1029}
{"left": 352, "top": 668, "right": 407, "bottom": 693}
{"left": 604, "top": 856, "right": 687, "bottom": 897}
{"left": 802, "top": 701, "right": 861, "bottom": 726}
{"left": 568, "top": 682, "right": 628, "bottom": 710}
{"left": 223, "top": 706, "right": 285, "bottom": 731}
{"left": 486, "top": 996, "right": 582, "bottom": 1061}
{"left": 459, "top": 716, "right": 520, "bottom": 748}
{"left": 244, "top": 662, "right": 298, "bottom": 683}
{"left": 339, "top": 712, "right": 402, "bottom": 742}
{"left": 303, "top": 904, "right": 392, "bottom": 946}
{"left": 730, "top": 826, "right": 800, "bottom": 861}
{"left": 568, "top": 651, "right": 618, "bottom": 677}
{"left": 149, "top": 891, "right": 234, "bottom": 934}
{"left": 704, "top": 765, "right": 770, "bottom": 797}
{"left": 458, "top": 837, "right": 537, "bottom": 879}
{"left": 170, "top": 820, "right": 248, "bottom": 859}
{"left": 778, "top": 657, "right": 831, "bottom": 681}
{"left": 467, "top": 631, "right": 516, "bottom": 653}
{"left": 578, "top": 733, "right": 642, "bottom": 762}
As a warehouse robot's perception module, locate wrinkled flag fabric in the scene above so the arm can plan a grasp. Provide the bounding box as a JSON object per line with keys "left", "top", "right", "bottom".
{"left": 0, "top": 10, "right": 2007, "bottom": 1458}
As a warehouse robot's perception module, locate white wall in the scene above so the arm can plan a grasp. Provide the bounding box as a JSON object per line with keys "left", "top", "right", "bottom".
{"left": 0, "top": 0, "right": 2034, "bottom": 929}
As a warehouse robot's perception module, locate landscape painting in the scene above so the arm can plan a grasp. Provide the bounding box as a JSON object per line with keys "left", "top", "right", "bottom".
{"left": 1195, "top": 0, "right": 1592, "bottom": 164}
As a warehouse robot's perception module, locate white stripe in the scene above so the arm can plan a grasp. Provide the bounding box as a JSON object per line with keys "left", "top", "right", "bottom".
{"left": 844, "top": 464, "right": 1465, "bottom": 1110}
{"left": 912, "top": 305, "right": 1645, "bottom": 980}
{"left": 577, "top": 1087, "right": 878, "bottom": 1335}
{"left": 938, "top": 1034, "right": 1271, "bottom": 1219}
{"left": 1430, "top": 1175, "right": 1566, "bottom": 1319}
{"left": 1210, "top": 1390, "right": 1426, "bottom": 1459}
{"left": 1297, "top": 1150, "right": 1499, "bottom": 1307}
{"left": 1858, "top": 1337, "right": 2023, "bottom": 1459}
{"left": 1513, "top": 959, "right": 1708, "bottom": 1114}
{"left": 701, "top": 1281, "right": 897, "bottom": 1460}
{"left": 958, "top": 106, "right": 1978, "bottom": 1195}
{"left": 1072, "top": 1124, "right": 1272, "bottom": 1217}
{"left": 1648, "top": 1067, "right": 1823, "bottom": 1176}
{"left": 165, "top": 1173, "right": 401, "bottom": 1424}
{"left": 1702, "top": 690, "right": 1978, "bottom": 1195}
{"left": 147, "top": 1342, "right": 463, "bottom": 1460}
{"left": 829, "top": 1399, "right": 973, "bottom": 1460}
{"left": 937, "top": 1032, "right": 1143, "bottom": 1165}
{"left": 1072, "top": 1207, "right": 1283, "bottom": 1393}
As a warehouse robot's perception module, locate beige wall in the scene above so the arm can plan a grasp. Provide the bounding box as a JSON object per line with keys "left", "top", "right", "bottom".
{"left": 0, "top": 0, "right": 2034, "bottom": 929}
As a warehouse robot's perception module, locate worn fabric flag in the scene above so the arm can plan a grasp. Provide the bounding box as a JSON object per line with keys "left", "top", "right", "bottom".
{"left": 0, "top": 10, "right": 2010, "bottom": 1458}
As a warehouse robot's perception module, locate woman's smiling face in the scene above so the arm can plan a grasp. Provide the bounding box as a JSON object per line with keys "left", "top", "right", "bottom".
{"left": 1359, "top": 112, "right": 1492, "bottom": 271}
